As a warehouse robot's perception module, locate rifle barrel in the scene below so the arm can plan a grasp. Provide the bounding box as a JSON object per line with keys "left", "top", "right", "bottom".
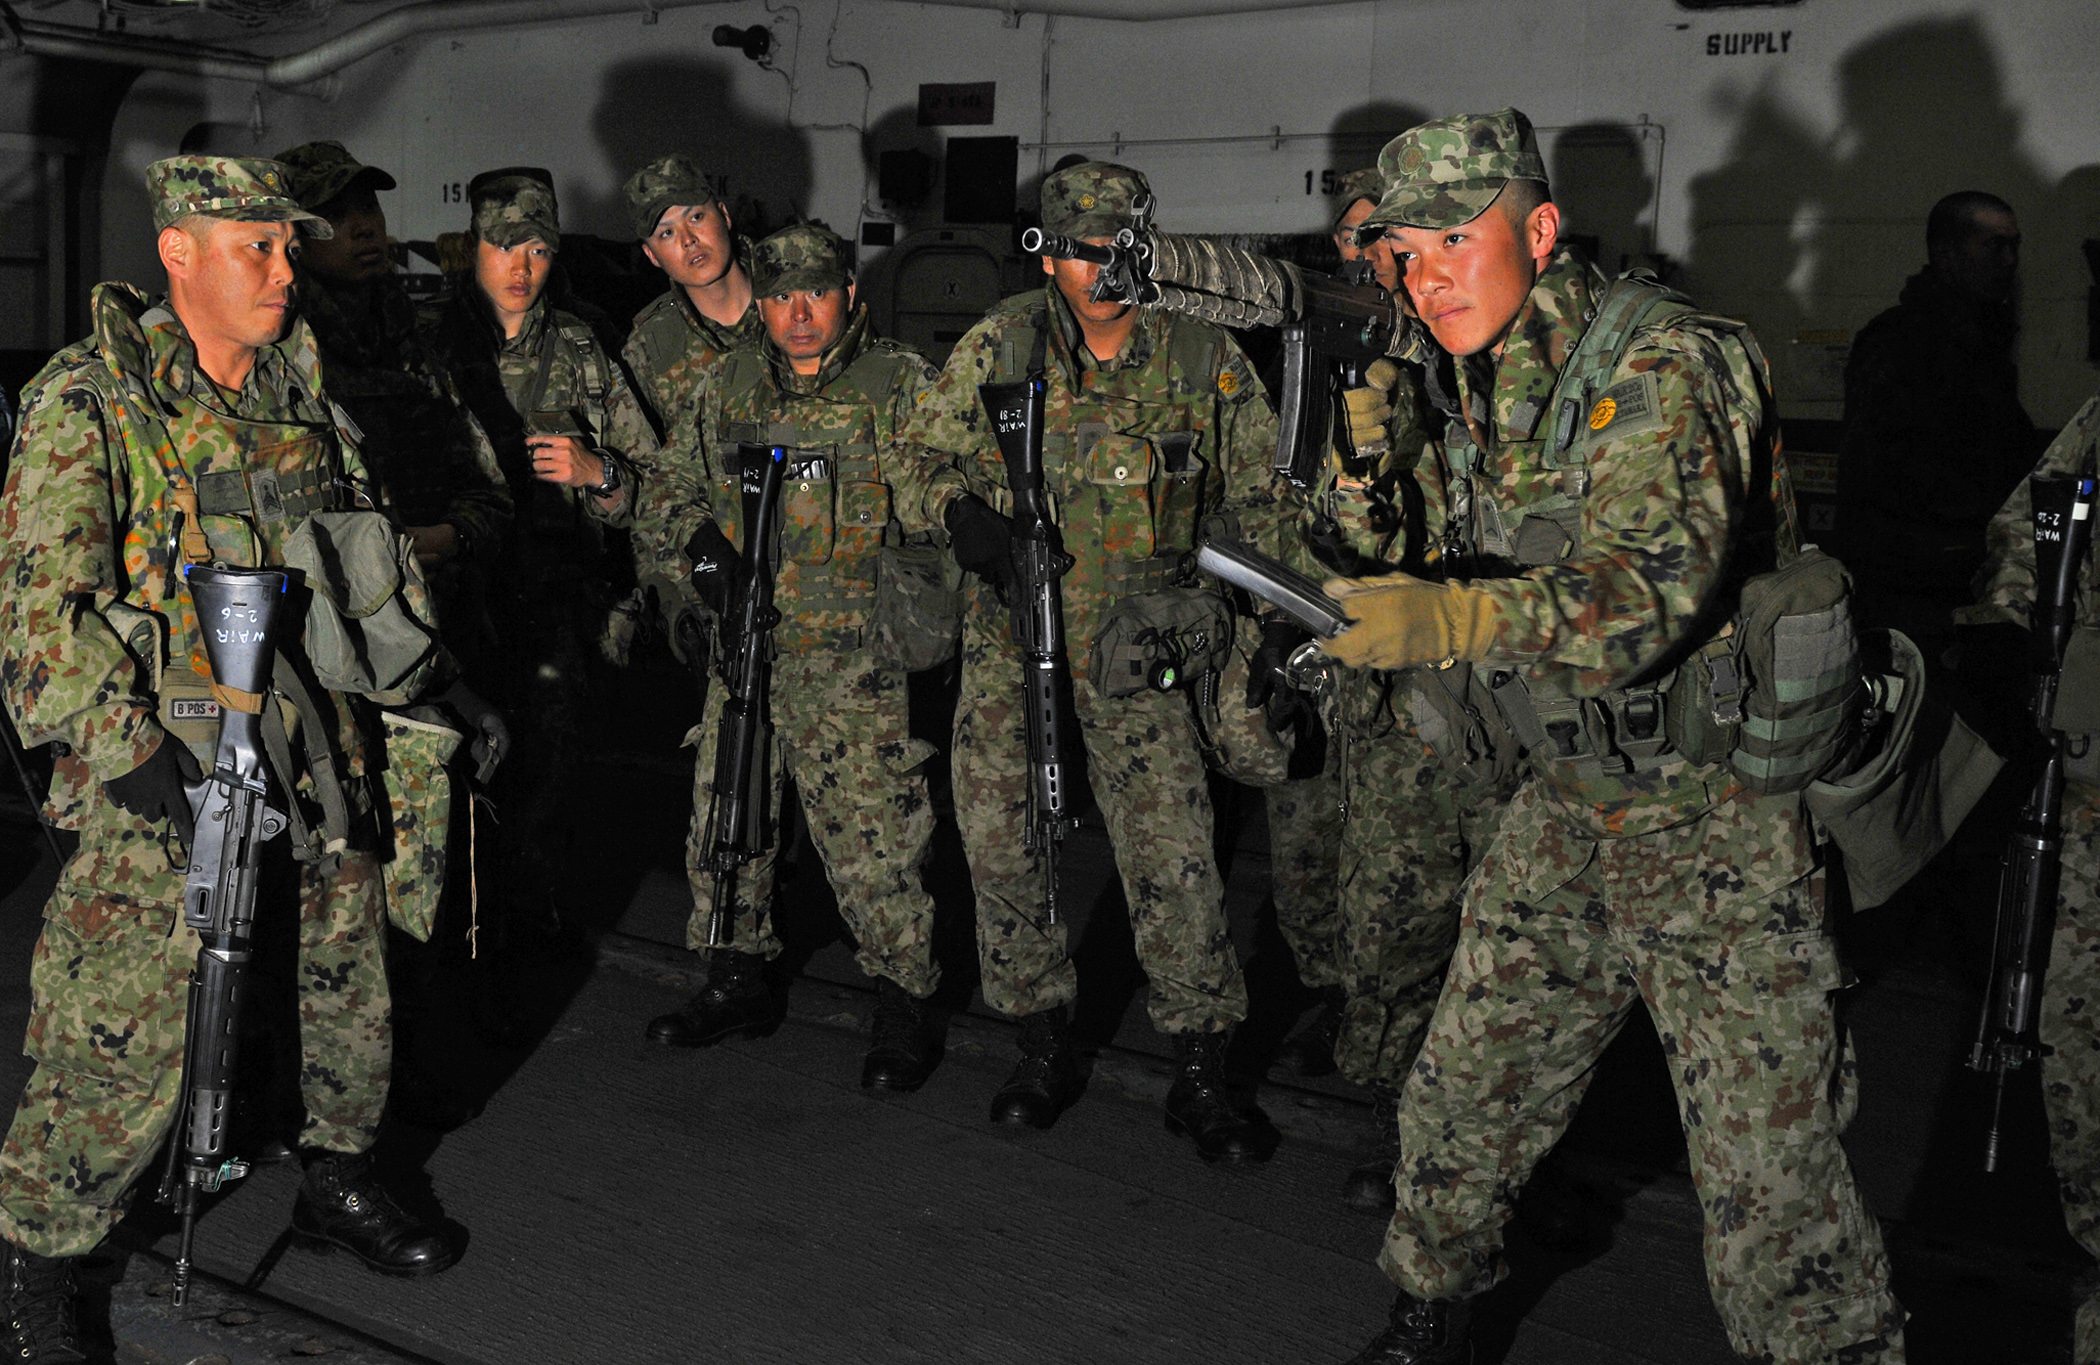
{"left": 1020, "top": 227, "right": 1115, "bottom": 265}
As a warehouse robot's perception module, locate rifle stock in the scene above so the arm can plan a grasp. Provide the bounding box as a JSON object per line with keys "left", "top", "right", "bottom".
{"left": 1969, "top": 470, "right": 2099, "bottom": 1171}
{"left": 978, "top": 376, "right": 1076, "bottom": 926}
{"left": 702, "top": 444, "right": 789, "bottom": 949}
{"left": 158, "top": 564, "right": 291, "bottom": 1307}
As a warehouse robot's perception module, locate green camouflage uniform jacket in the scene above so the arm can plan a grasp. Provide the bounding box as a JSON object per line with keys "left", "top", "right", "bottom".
{"left": 1408, "top": 245, "right": 1796, "bottom": 835}
{"left": 418, "top": 289, "right": 651, "bottom": 563}
{"left": 897, "top": 285, "right": 1284, "bottom": 650}
{"left": 635, "top": 304, "right": 936, "bottom": 652}
{"left": 621, "top": 243, "right": 764, "bottom": 433}
{"left": 0, "top": 283, "right": 375, "bottom": 827}
{"left": 1970, "top": 393, "right": 2100, "bottom": 630}
{"left": 298, "top": 272, "right": 511, "bottom": 562}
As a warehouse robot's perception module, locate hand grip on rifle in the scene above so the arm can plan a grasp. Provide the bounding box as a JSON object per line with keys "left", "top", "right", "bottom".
{"left": 945, "top": 493, "right": 1019, "bottom": 594}
{"left": 104, "top": 735, "right": 201, "bottom": 850}
{"left": 684, "top": 519, "right": 743, "bottom": 619}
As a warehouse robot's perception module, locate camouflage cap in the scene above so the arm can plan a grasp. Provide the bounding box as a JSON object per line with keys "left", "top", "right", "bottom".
{"left": 1041, "top": 161, "right": 1151, "bottom": 239}
{"left": 471, "top": 174, "right": 560, "bottom": 251}
{"left": 750, "top": 223, "right": 852, "bottom": 296}
{"left": 147, "top": 155, "right": 332, "bottom": 237}
{"left": 1357, "top": 108, "right": 1548, "bottom": 239}
{"left": 271, "top": 140, "right": 397, "bottom": 214}
{"left": 623, "top": 153, "right": 723, "bottom": 239}
{"left": 1331, "top": 167, "right": 1385, "bottom": 225}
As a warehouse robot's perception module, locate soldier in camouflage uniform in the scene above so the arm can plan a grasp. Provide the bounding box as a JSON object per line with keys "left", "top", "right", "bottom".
{"left": 274, "top": 141, "right": 511, "bottom": 662}
{"left": 1327, "top": 112, "right": 1903, "bottom": 1365}
{"left": 635, "top": 224, "right": 953, "bottom": 1090}
{"left": 1968, "top": 392, "right": 2100, "bottom": 1365}
{"left": 619, "top": 154, "right": 764, "bottom": 666}
{"left": 1266, "top": 166, "right": 1391, "bottom": 1080}
{"left": 418, "top": 174, "right": 653, "bottom": 935}
{"left": 0, "top": 156, "right": 458, "bottom": 1363}
{"left": 896, "top": 162, "right": 1285, "bottom": 1161}
{"left": 275, "top": 140, "right": 513, "bottom": 1130}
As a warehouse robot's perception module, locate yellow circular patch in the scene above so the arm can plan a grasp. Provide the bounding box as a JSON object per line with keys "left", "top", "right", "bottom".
{"left": 1397, "top": 146, "right": 1426, "bottom": 174}
{"left": 1588, "top": 397, "right": 1617, "bottom": 431}
{"left": 1218, "top": 370, "right": 1240, "bottom": 395}
{"left": 1078, "top": 193, "right": 1096, "bottom": 210}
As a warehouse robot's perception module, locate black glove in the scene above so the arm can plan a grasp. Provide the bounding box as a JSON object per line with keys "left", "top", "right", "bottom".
{"left": 440, "top": 681, "right": 510, "bottom": 786}
{"left": 945, "top": 494, "right": 1017, "bottom": 588}
{"left": 104, "top": 735, "right": 201, "bottom": 849}
{"left": 684, "top": 520, "right": 744, "bottom": 618}
{"left": 1246, "top": 618, "right": 1312, "bottom": 712}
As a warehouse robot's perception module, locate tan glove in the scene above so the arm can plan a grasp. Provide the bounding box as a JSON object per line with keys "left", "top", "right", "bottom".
{"left": 1339, "top": 358, "right": 1401, "bottom": 466}
{"left": 1319, "top": 573, "right": 1502, "bottom": 671}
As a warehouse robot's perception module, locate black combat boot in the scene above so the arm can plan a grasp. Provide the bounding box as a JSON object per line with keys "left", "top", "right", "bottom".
{"left": 989, "top": 1005, "right": 1083, "bottom": 1129}
{"left": 291, "top": 1150, "right": 457, "bottom": 1278}
{"left": 1341, "top": 1291, "right": 1474, "bottom": 1365}
{"left": 863, "top": 979, "right": 941, "bottom": 1092}
{"left": 1274, "top": 983, "right": 1345, "bottom": 1077}
{"left": 1163, "top": 1031, "right": 1281, "bottom": 1163}
{"left": 644, "top": 948, "right": 778, "bottom": 1047}
{"left": 3, "top": 1242, "right": 85, "bottom": 1365}
{"left": 1344, "top": 1088, "right": 1404, "bottom": 1212}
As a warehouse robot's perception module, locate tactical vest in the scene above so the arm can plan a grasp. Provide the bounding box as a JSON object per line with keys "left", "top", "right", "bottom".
{"left": 1428, "top": 272, "right": 1847, "bottom": 829}
{"left": 84, "top": 283, "right": 369, "bottom": 858}
{"left": 707, "top": 342, "right": 919, "bottom": 652}
{"left": 989, "top": 296, "right": 1228, "bottom": 648}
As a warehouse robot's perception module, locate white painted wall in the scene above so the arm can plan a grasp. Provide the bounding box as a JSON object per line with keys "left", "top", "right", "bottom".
{"left": 99, "top": 0, "right": 2100, "bottom": 423}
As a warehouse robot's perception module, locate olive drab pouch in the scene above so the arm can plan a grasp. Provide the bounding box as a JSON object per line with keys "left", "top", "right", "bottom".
{"left": 2050, "top": 626, "right": 2100, "bottom": 785}
{"left": 376, "top": 709, "right": 464, "bottom": 942}
{"left": 1669, "top": 547, "right": 1863, "bottom": 795}
{"left": 1089, "top": 586, "right": 1233, "bottom": 699}
{"left": 1151, "top": 430, "right": 1208, "bottom": 556}
{"left": 283, "top": 510, "right": 448, "bottom": 707}
{"left": 1408, "top": 662, "right": 1524, "bottom": 790}
{"left": 780, "top": 449, "right": 838, "bottom": 567}
{"left": 1806, "top": 630, "right": 2004, "bottom": 910}
{"left": 871, "top": 539, "right": 964, "bottom": 673}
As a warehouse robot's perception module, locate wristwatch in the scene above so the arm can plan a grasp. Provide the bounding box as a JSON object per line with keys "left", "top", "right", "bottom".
{"left": 594, "top": 453, "right": 623, "bottom": 497}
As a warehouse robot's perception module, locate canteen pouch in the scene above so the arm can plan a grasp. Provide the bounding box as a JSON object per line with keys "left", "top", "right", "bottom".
{"left": 377, "top": 709, "right": 463, "bottom": 942}
{"left": 1807, "top": 630, "right": 2004, "bottom": 910}
{"left": 1089, "top": 586, "right": 1233, "bottom": 699}
{"left": 284, "top": 510, "right": 448, "bottom": 706}
{"left": 871, "top": 540, "right": 964, "bottom": 672}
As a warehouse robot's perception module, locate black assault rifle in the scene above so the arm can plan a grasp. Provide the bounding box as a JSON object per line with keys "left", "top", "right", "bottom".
{"left": 698, "top": 444, "right": 789, "bottom": 948}
{"left": 978, "top": 376, "right": 1077, "bottom": 925}
{"left": 1023, "top": 218, "right": 1401, "bottom": 491}
{"left": 156, "top": 564, "right": 292, "bottom": 1307}
{"left": 1969, "top": 470, "right": 2100, "bottom": 1171}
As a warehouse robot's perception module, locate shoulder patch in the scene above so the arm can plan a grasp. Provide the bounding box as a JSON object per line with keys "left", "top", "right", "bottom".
{"left": 1217, "top": 353, "right": 1254, "bottom": 402}
{"left": 1584, "top": 372, "right": 1664, "bottom": 443}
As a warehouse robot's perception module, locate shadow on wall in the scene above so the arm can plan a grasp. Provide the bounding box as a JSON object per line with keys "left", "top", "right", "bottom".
{"left": 1552, "top": 123, "right": 1665, "bottom": 283}
{"left": 1687, "top": 14, "right": 2099, "bottom": 421}
{"left": 586, "top": 54, "right": 813, "bottom": 250}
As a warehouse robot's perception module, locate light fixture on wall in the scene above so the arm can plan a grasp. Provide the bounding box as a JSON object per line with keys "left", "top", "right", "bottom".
{"left": 711, "top": 23, "right": 772, "bottom": 62}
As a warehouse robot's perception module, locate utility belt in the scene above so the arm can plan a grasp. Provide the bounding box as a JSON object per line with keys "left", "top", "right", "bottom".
{"left": 1415, "top": 547, "right": 1865, "bottom": 799}
{"left": 192, "top": 464, "right": 345, "bottom": 526}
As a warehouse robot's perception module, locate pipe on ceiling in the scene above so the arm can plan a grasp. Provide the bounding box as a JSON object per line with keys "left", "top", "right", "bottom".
{"left": 5, "top": 0, "right": 1369, "bottom": 95}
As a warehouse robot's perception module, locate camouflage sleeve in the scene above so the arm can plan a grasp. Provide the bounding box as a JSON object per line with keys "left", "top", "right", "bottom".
{"left": 0, "top": 366, "right": 166, "bottom": 781}
{"left": 586, "top": 360, "right": 657, "bottom": 530}
{"left": 630, "top": 391, "right": 719, "bottom": 589}
{"left": 619, "top": 329, "right": 666, "bottom": 435}
{"left": 1211, "top": 332, "right": 1290, "bottom": 562}
{"left": 1968, "top": 393, "right": 2100, "bottom": 629}
{"left": 1471, "top": 325, "right": 1767, "bottom": 694}
{"left": 893, "top": 320, "right": 1005, "bottom": 533}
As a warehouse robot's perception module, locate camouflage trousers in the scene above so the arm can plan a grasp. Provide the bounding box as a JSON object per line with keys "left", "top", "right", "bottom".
{"left": 683, "top": 651, "right": 941, "bottom": 997}
{"left": 952, "top": 612, "right": 1244, "bottom": 1035}
{"left": 0, "top": 789, "right": 391, "bottom": 1259}
{"left": 2043, "top": 782, "right": 2100, "bottom": 1364}
{"left": 1269, "top": 671, "right": 1509, "bottom": 1088}
{"left": 1380, "top": 783, "right": 1903, "bottom": 1364}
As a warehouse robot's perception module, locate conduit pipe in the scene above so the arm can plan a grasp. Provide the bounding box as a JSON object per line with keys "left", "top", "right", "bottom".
{"left": 6, "top": 0, "right": 1370, "bottom": 95}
